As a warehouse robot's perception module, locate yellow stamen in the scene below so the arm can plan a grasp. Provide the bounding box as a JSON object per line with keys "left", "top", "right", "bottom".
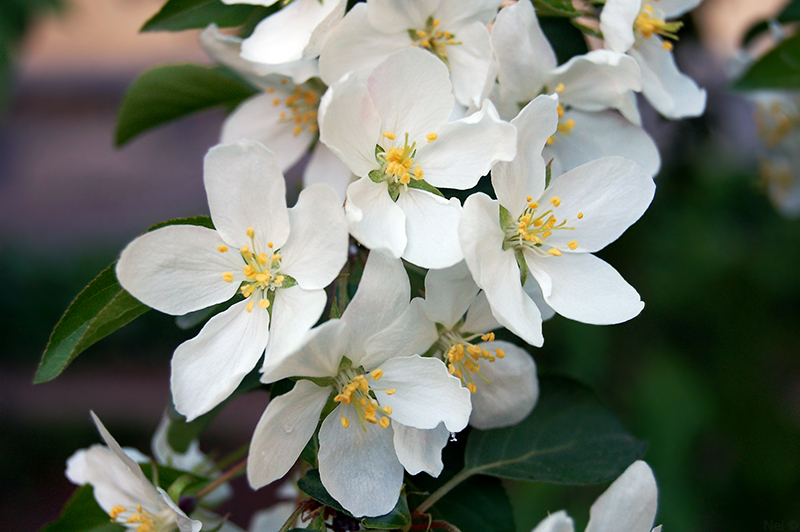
{"left": 257, "top": 252, "right": 269, "bottom": 265}
{"left": 222, "top": 272, "right": 233, "bottom": 283}
{"left": 217, "top": 245, "right": 228, "bottom": 253}
{"left": 577, "top": 212, "right": 584, "bottom": 219}
{"left": 481, "top": 332, "right": 495, "bottom": 342}
{"left": 341, "top": 417, "right": 349, "bottom": 428}
{"left": 379, "top": 417, "right": 391, "bottom": 428}
{"left": 246, "top": 301, "right": 255, "bottom": 312}
{"left": 554, "top": 83, "right": 565, "bottom": 93}
{"left": 258, "top": 298, "right": 270, "bottom": 309}
{"left": 110, "top": 506, "right": 126, "bottom": 519}
{"left": 467, "top": 383, "right": 477, "bottom": 394}
{"left": 426, "top": 132, "right": 438, "bottom": 142}
{"left": 496, "top": 349, "right": 505, "bottom": 358}
{"left": 547, "top": 248, "right": 562, "bottom": 256}
{"left": 549, "top": 196, "right": 562, "bottom": 207}
{"left": 385, "top": 388, "right": 396, "bottom": 395}
{"left": 662, "top": 40, "right": 673, "bottom": 51}
{"left": 568, "top": 241, "right": 579, "bottom": 250}
{"left": 371, "top": 369, "right": 384, "bottom": 380}
{"left": 383, "top": 131, "right": 396, "bottom": 140}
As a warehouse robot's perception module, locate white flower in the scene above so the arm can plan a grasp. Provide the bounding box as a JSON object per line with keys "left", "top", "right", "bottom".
{"left": 66, "top": 412, "right": 202, "bottom": 532}
{"left": 319, "top": 47, "right": 516, "bottom": 269}
{"left": 116, "top": 141, "right": 348, "bottom": 421}
{"left": 318, "top": 0, "right": 503, "bottom": 107}
{"left": 367, "top": 261, "right": 540, "bottom": 429}
{"left": 247, "top": 252, "right": 472, "bottom": 517}
{"left": 600, "top": 0, "right": 706, "bottom": 119}
{"left": 460, "top": 95, "right": 655, "bottom": 346}
{"left": 490, "top": 0, "right": 660, "bottom": 178}
{"left": 221, "top": 0, "right": 346, "bottom": 66}
{"left": 530, "top": 461, "right": 661, "bottom": 532}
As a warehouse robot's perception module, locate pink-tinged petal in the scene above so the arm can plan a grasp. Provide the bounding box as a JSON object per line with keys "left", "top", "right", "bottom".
{"left": 318, "top": 4, "right": 410, "bottom": 87}
{"left": 392, "top": 422, "right": 449, "bottom": 476}
{"left": 367, "top": 0, "right": 437, "bottom": 33}
{"left": 424, "top": 261, "right": 480, "bottom": 328}
{"left": 204, "top": 141, "right": 290, "bottom": 250}
{"left": 545, "top": 110, "right": 660, "bottom": 178}
{"left": 171, "top": 299, "right": 271, "bottom": 421}
{"left": 492, "top": 0, "right": 555, "bottom": 102}
{"left": 261, "top": 319, "right": 348, "bottom": 383}
{"left": 221, "top": 93, "right": 315, "bottom": 172}
{"left": 469, "top": 340, "right": 538, "bottom": 430}
{"left": 318, "top": 72, "right": 382, "bottom": 177}
{"left": 342, "top": 251, "right": 410, "bottom": 363}
{"left": 527, "top": 252, "right": 644, "bottom": 325}
{"left": 396, "top": 189, "right": 463, "bottom": 269}
{"left": 304, "top": 143, "right": 354, "bottom": 201}
{"left": 550, "top": 50, "right": 641, "bottom": 118}
{"left": 117, "top": 225, "right": 242, "bottom": 315}
{"left": 540, "top": 156, "right": 655, "bottom": 253}
{"left": 241, "top": 0, "right": 341, "bottom": 64}
{"left": 532, "top": 511, "right": 575, "bottom": 532}
{"left": 362, "top": 298, "right": 439, "bottom": 369}
{"left": 658, "top": 0, "right": 703, "bottom": 18}
{"left": 345, "top": 177, "right": 407, "bottom": 259}
{"left": 600, "top": 0, "right": 641, "bottom": 52}
{"left": 247, "top": 380, "right": 330, "bottom": 489}
{"left": 492, "top": 94, "right": 559, "bottom": 216}
{"left": 462, "top": 291, "right": 502, "bottom": 333}
{"left": 378, "top": 355, "right": 471, "bottom": 432}
{"left": 585, "top": 461, "right": 658, "bottom": 532}
{"left": 459, "top": 193, "right": 505, "bottom": 289}
{"left": 367, "top": 47, "right": 454, "bottom": 141}
{"left": 417, "top": 100, "right": 517, "bottom": 190}
{"left": 318, "top": 405, "right": 404, "bottom": 517}
{"left": 280, "top": 184, "right": 348, "bottom": 289}
{"left": 446, "top": 22, "right": 495, "bottom": 108}
{"left": 630, "top": 37, "right": 706, "bottom": 119}
{"left": 265, "top": 286, "right": 327, "bottom": 362}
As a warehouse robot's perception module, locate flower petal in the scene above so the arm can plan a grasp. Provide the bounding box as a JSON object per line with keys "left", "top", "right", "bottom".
{"left": 345, "top": 177, "right": 407, "bottom": 259}
{"left": 367, "top": 47, "right": 454, "bottom": 141}
{"left": 540, "top": 156, "right": 655, "bottom": 253}
{"left": 446, "top": 22, "right": 495, "bottom": 108}
{"left": 585, "top": 460, "right": 658, "bottom": 532}
{"left": 304, "top": 143, "right": 354, "bottom": 201}
{"left": 378, "top": 354, "right": 471, "bottom": 432}
{"left": 659, "top": 0, "right": 703, "bottom": 18}
{"left": 367, "top": 0, "right": 437, "bottom": 30}
{"left": 247, "top": 380, "right": 331, "bottom": 489}
{"left": 116, "top": 225, "right": 241, "bottom": 315}
{"left": 280, "top": 183, "right": 348, "bottom": 289}
{"left": 492, "top": 94, "right": 559, "bottom": 216}
{"left": 600, "top": 0, "right": 641, "bottom": 53}
{"left": 423, "top": 261, "right": 480, "bottom": 328}
{"left": 261, "top": 319, "right": 348, "bottom": 383}
{"left": 362, "top": 298, "right": 439, "bottom": 369}
{"left": 318, "top": 70, "right": 382, "bottom": 177}
{"left": 629, "top": 36, "right": 706, "bottom": 119}
{"left": 468, "top": 340, "right": 538, "bottom": 430}
{"left": 527, "top": 252, "right": 644, "bottom": 325}
{"left": 396, "top": 188, "right": 463, "bottom": 269}
{"left": 318, "top": 405, "right": 404, "bottom": 517}
{"left": 220, "top": 92, "right": 315, "bottom": 172}
{"left": 417, "top": 99, "right": 517, "bottom": 190}
{"left": 265, "top": 286, "right": 327, "bottom": 362}
{"left": 532, "top": 511, "right": 575, "bottom": 532}
{"left": 462, "top": 291, "right": 501, "bottom": 333}
{"left": 392, "top": 422, "right": 450, "bottom": 476}
{"left": 204, "top": 141, "right": 290, "bottom": 250}
{"left": 171, "top": 299, "right": 271, "bottom": 421}
{"left": 158, "top": 488, "right": 203, "bottom": 532}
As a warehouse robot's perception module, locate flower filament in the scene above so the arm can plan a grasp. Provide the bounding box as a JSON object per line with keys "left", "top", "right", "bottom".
{"left": 436, "top": 329, "right": 504, "bottom": 394}
{"left": 109, "top": 503, "right": 173, "bottom": 532}
{"left": 409, "top": 16, "right": 461, "bottom": 65}
{"left": 333, "top": 367, "right": 394, "bottom": 431}
{"left": 634, "top": 3, "right": 683, "bottom": 50}
{"left": 547, "top": 101, "right": 576, "bottom": 145}
{"left": 502, "top": 196, "right": 580, "bottom": 257}
{"left": 220, "top": 227, "right": 287, "bottom": 313}
{"left": 269, "top": 81, "right": 322, "bottom": 137}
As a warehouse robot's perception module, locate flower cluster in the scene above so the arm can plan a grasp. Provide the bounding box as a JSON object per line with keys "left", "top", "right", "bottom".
{"left": 64, "top": 0, "right": 707, "bottom": 527}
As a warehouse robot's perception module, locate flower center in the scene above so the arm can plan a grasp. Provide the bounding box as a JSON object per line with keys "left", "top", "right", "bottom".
{"left": 436, "top": 330, "right": 504, "bottom": 394}
{"left": 755, "top": 99, "right": 800, "bottom": 149}
{"left": 219, "top": 227, "right": 289, "bottom": 313}
{"left": 333, "top": 368, "right": 395, "bottom": 430}
{"left": 634, "top": 3, "right": 683, "bottom": 50}
{"left": 109, "top": 503, "right": 173, "bottom": 532}
{"left": 502, "top": 196, "right": 581, "bottom": 257}
{"left": 409, "top": 16, "right": 460, "bottom": 65}
{"left": 376, "top": 132, "right": 426, "bottom": 186}
{"left": 269, "top": 79, "right": 322, "bottom": 137}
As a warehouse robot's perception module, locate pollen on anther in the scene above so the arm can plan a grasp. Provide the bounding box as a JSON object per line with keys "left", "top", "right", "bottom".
{"left": 467, "top": 383, "right": 477, "bottom": 394}
{"left": 246, "top": 227, "right": 255, "bottom": 238}
{"left": 246, "top": 301, "right": 255, "bottom": 313}
{"left": 662, "top": 41, "right": 673, "bottom": 51}
{"left": 379, "top": 417, "right": 391, "bottom": 429}
{"left": 549, "top": 196, "right": 562, "bottom": 207}
{"left": 481, "top": 332, "right": 495, "bottom": 342}
{"left": 217, "top": 245, "right": 228, "bottom": 253}
{"left": 341, "top": 417, "right": 349, "bottom": 428}
{"left": 577, "top": 212, "right": 584, "bottom": 219}
{"left": 383, "top": 131, "right": 396, "bottom": 140}
{"left": 268, "top": 242, "right": 274, "bottom": 248}
{"left": 272, "top": 98, "right": 281, "bottom": 106}
{"left": 258, "top": 299, "right": 270, "bottom": 309}
{"left": 554, "top": 83, "right": 565, "bottom": 93}
{"left": 547, "top": 248, "right": 563, "bottom": 257}
{"left": 385, "top": 388, "right": 396, "bottom": 395}
{"left": 568, "top": 241, "right": 579, "bottom": 250}
{"left": 426, "top": 132, "right": 438, "bottom": 142}
{"left": 371, "top": 369, "right": 384, "bottom": 380}
{"left": 222, "top": 272, "right": 233, "bottom": 283}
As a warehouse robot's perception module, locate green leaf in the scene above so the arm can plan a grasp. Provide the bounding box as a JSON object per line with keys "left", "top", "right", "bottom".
{"left": 780, "top": 0, "right": 800, "bottom": 22}
{"left": 35, "top": 216, "right": 214, "bottom": 384}
{"left": 298, "top": 469, "right": 346, "bottom": 512}
{"left": 141, "top": 0, "right": 274, "bottom": 32}
{"left": 463, "top": 375, "right": 647, "bottom": 483}
{"left": 116, "top": 64, "right": 257, "bottom": 146}
{"left": 428, "top": 476, "right": 515, "bottom": 532}
{"left": 407, "top": 179, "right": 445, "bottom": 197}
{"left": 532, "top": 0, "right": 581, "bottom": 18}
{"left": 39, "top": 485, "right": 124, "bottom": 532}
{"left": 515, "top": 248, "right": 529, "bottom": 287}
{"left": 733, "top": 32, "right": 800, "bottom": 90}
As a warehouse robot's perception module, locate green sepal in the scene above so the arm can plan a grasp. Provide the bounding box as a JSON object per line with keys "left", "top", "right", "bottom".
{"left": 330, "top": 297, "right": 342, "bottom": 319}
{"left": 545, "top": 158, "right": 553, "bottom": 189}
{"left": 369, "top": 169, "right": 384, "bottom": 183}
{"left": 167, "top": 473, "right": 198, "bottom": 502}
{"left": 407, "top": 179, "right": 444, "bottom": 197}
{"left": 515, "top": 248, "right": 529, "bottom": 287}
{"left": 375, "top": 144, "right": 385, "bottom": 157}
{"left": 338, "top": 355, "right": 353, "bottom": 372}
{"left": 115, "top": 64, "right": 257, "bottom": 146}
{"left": 532, "top": 0, "right": 583, "bottom": 17}
{"left": 498, "top": 204, "right": 513, "bottom": 229}
{"left": 279, "top": 274, "right": 298, "bottom": 289}
{"left": 407, "top": 28, "right": 418, "bottom": 40}
{"left": 38, "top": 485, "right": 124, "bottom": 532}
{"left": 388, "top": 185, "right": 401, "bottom": 202}
{"left": 140, "top": 0, "right": 275, "bottom": 32}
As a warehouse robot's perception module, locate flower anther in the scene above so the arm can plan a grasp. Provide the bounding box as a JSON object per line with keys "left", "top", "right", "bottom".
{"left": 434, "top": 329, "right": 505, "bottom": 394}
{"left": 409, "top": 16, "right": 461, "bottom": 66}
{"left": 634, "top": 3, "right": 683, "bottom": 50}
{"left": 333, "top": 367, "right": 394, "bottom": 430}
{"left": 108, "top": 503, "right": 174, "bottom": 532}
{"left": 373, "top": 131, "right": 438, "bottom": 193}
{"left": 269, "top": 83, "right": 322, "bottom": 137}
{"left": 502, "top": 195, "right": 580, "bottom": 256}
{"left": 546, "top": 103, "right": 576, "bottom": 146}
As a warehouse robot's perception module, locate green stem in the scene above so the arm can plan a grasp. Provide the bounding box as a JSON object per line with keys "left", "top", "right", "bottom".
{"left": 278, "top": 499, "right": 315, "bottom": 532}
{"left": 414, "top": 469, "right": 473, "bottom": 514}
{"left": 195, "top": 457, "right": 247, "bottom": 500}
